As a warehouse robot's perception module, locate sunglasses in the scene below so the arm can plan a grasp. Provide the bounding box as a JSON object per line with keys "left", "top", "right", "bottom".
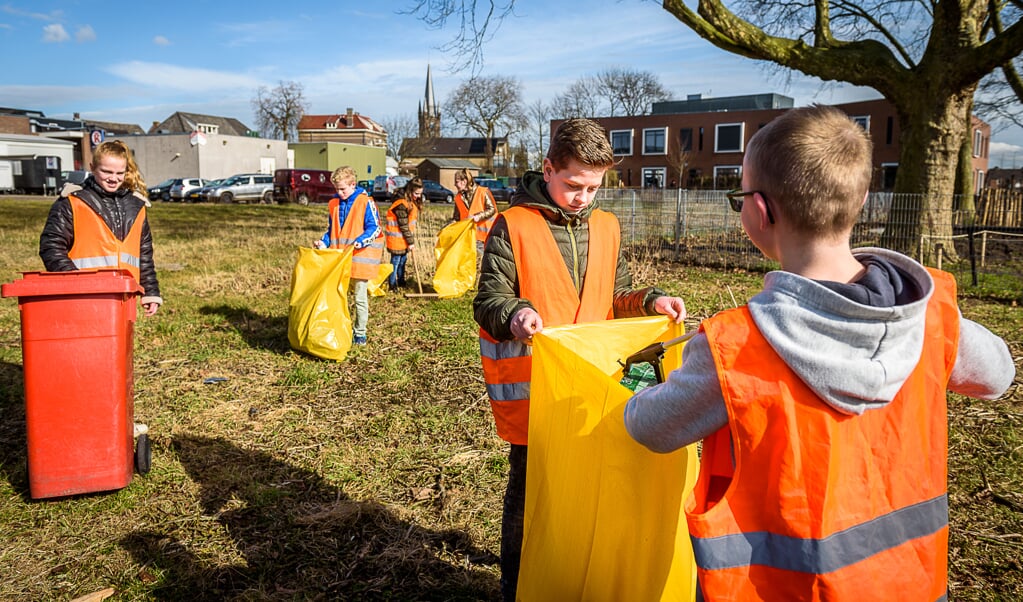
{"left": 726, "top": 189, "right": 775, "bottom": 224}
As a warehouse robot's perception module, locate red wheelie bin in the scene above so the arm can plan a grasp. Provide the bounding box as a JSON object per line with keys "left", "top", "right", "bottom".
{"left": 2, "top": 269, "right": 150, "bottom": 499}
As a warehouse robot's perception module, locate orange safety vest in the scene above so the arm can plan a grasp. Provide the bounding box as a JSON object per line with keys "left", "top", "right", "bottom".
{"left": 385, "top": 197, "right": 418, "bottom": 253}
{"left": 688, "top": 268, "right": 960, "bottom": 602}
{"left": 328, "top": 192, "right": 383, "bottom": 280}
{"left": 66, "top": 194, "right": 144, "bottom": 283}
{"left": 455, "top": 186, "right": 498, "bottom": 243}
{"left": 479, "top": 206, "right": 619, "bottom": 444}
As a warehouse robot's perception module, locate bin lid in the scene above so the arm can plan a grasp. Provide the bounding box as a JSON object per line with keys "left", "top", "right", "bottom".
{"left": 2, "top": 269, "right": 143, "bottom": 298}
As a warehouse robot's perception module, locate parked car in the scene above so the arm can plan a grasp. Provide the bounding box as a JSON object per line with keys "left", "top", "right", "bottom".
{"left": 357, "top": 179, "right": 374, "bottom": 193}
{"left": 273, "top": 169, "right": 335, "bottom": 205}
{"left": 207, "top": 173, "right": 275, "bottom": 204}
{"left": 169, "top": 178, "right": 206, "bottom": 202}
{"left": 147, "top": 178, "right": 177, "bottom": 202}
{"left": 371, "top": 175, "right": 409, "bottom": 201}
{"left": 186, "top": 178, "right": 225, "bottom": 203}
{"left": 421, "top": 179, "right": 455, "bottom": 203}
{"left": 475, "top": 178, "right": 513, "bottom": 202}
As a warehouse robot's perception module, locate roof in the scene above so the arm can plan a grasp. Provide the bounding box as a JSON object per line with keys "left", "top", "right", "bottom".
{"left": 652, "top": 93, "right": 795, "bottom": 115}
{"left": 149, "top": 112, "right": 253, "bottom": 136}
{"left": 400, "top": 136, "right": 508, "bottom": 157}
{"left": 297, "top": 112, "right": 385, "bottom": 133}
{"left": 83, "top": 119, "right": 145, "bottom": 135}
{"left": 416, "top": 158, "right": 480, "bottom": 169}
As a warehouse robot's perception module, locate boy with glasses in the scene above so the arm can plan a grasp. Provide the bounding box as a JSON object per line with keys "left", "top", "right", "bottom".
{"left": 625, "top": 105, "right": 1013, "bottom": 600}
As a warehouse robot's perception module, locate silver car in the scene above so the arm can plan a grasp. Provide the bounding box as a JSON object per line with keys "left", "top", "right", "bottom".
{"left": 208, "top": 174, "right": 275, "bottom": 204}
{"left": 169, "top": 177, "right": 206, "bottom": 202}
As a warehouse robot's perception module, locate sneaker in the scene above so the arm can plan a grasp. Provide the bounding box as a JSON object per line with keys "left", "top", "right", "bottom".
{"left": 353, "top": 335, "right": 368, "bottom": 346}
{"left": 133, "top": 422, "right": 149, "bottom": 437}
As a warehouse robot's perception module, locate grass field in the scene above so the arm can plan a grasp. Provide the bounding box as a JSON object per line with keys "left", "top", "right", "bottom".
{"left": 0, "top": 197, "right": 1020, "bottom": 601}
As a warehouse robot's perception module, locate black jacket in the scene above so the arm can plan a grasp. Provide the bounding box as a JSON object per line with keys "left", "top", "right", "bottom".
{"left": 39, "top": 176, "right": 161, "bottom": 300}
{"left": 473, "top": 170, "right": 663, "bottom": 340}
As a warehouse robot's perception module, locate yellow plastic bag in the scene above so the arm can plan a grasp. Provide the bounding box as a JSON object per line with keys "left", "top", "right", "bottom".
{"left": 367, "top": 262, "right": 394, "bottom": 297}
{"left": 521, "top": 315, "right": 699, "bottom": 602}
{"left": 287, "top": 246, "right": 353, "bottom": 361}
{"left": 432, "top": 219, "right": 476, "bottom": 299}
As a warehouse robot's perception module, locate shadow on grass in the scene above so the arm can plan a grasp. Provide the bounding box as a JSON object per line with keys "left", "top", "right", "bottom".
{"left": 199, "top": 305, "right": 291, "bottom": 355}
{"left": 122, "top": 434, "right": 499, "bottom": 601}
{"left": 0, "top": 361, "right": 27, "bottom": 495}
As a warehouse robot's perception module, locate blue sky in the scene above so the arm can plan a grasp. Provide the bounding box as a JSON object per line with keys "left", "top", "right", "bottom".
{"left": 3, "top": 0, "right": 1021, "bottom": 167}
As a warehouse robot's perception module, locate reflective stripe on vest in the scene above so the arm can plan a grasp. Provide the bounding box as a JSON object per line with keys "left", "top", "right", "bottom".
{"left": 456, "top": 186, "right": 498, "bottom": 242}
{"left": 478, "top": 206, "right": 619, "bottom": 444}
{"left": 385, "top": 197, "right": 418, "bottom": 252}
{"left": 688, "top": 268, "right": 960, "bottom": 601}
{"left": 329, "top": 192, "right": 383, "bottom": 280}
{"left": 67, "top": 194, "right": 144, "bottom": 283}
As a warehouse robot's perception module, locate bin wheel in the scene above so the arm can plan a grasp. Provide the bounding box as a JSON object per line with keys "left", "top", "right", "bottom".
{"left": 135, "top": 434, "right": 152, "bottom": 474}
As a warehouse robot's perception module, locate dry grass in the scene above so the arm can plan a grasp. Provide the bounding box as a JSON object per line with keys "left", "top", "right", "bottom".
{"left": 0, "top": 197, "right": 1020, "bottom": 600}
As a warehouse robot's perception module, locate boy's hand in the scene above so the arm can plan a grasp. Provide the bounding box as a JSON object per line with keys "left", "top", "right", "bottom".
{"left": 510, "top": 307, "right": 543, "bottom": 340}
{"left": 313, "top": 240, "right": 326, "bottom": 249}
{"left": 142, "top": 302, "right": 160, "bottom": 317}
{"left": 652, "top": 296, "right": 687, "bottom": 323}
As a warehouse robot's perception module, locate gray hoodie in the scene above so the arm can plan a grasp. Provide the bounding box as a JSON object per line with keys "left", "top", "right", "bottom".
{"left": 624, "top": 247, "right": 1015, "bottom": 453}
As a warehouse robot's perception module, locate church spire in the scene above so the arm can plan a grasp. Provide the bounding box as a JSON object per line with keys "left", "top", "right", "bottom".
{"left": 418, "top": 64, "right": 441, "bottom": 138}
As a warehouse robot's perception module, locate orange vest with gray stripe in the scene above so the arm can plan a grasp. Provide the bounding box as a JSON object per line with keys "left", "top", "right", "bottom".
{"left": 456, "top": 186, "right": 498, "bottom": 243}
{"left": 479, "top": 206, "right": 619, "bottom": 444}
{"left": 328, "top": 192, "right": 383, "bottom": 280}
{"left": 67, "top": 194, "right": 143, "bottom": 283}
{"left": 688, "top": 268, "right": 959, "bottom": 601}
{"left": 385, "top": 197, "right": 418, "bottom": 253}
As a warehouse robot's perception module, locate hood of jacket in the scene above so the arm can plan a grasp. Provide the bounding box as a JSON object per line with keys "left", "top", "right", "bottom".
{"left": 508, "top": 170, "right": 598, "bottom": 225}
{"left": 747, "top": 247, "right": 936, "bottom": 415}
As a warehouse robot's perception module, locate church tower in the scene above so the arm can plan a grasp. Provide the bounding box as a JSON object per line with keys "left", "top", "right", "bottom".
{"left": 418, "top": 64, "right": 441, "bottom": 139}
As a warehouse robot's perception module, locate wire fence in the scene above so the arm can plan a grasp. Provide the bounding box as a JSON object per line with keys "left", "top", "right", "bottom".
{"left": 597, "top": 188, "right": 1023, "bottom": 299}
{"left": 408, "top": 189, "right": 1023, "bottom": 300}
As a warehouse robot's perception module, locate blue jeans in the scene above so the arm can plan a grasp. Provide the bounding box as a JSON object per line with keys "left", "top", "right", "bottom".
{"left": 388, "top": 253, "right": 407, "bottom": 289}
{"left": 501, "top": 444, "right": 527, "bottom": 602}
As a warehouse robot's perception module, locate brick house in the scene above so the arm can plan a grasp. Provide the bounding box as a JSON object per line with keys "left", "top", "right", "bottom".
{"left": 572, "top": 93, "right": 990, "bottom": 192}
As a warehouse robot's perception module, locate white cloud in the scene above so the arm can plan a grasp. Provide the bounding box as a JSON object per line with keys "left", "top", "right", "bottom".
{"left": 3, "top": 5, "right": 62, "bottom": 21}
{"left": 153, "top": 35, "right": 171, "bottom": 46}
{"left": 42, "top": 23, "right": 68, "bottom": 42}
{"left": 75, "top": 24, "right": 96, "bottom": 42}
{"left": 105, "top": 61, "right": 264, "bottom": 92}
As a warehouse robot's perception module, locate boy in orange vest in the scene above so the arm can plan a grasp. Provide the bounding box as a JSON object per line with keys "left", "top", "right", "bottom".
{"left": 624, "top": 105, "right": 1014, "bottom": 600}
{"left": 40, "top": 139, "right": 162, "bottom": 316}
{"left": 474, "top": 118, "right": 687, "bottom": 602}
{"left": 313, "top": 166, "right": 383, "bottom": 346}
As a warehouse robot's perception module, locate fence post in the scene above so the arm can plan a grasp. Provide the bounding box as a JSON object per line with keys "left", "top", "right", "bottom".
{"left": 673, "top": 188, "right": 682, "bottom": 258}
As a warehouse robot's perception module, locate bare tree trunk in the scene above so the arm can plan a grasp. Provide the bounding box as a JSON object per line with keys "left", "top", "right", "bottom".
{"left": 882, "top": 87, "right": 975, "bottom": 262}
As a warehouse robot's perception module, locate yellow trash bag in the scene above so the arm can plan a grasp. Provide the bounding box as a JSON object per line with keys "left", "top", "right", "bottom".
{"left": 520, "top": 315, "right": 699, "bottom": 602}
{"left": 367, "top": 262, "right": 394, "bottom": 297}
{"left": 432, "top": 219, "right": 476, "bottom": 299}
{"left": 287, "top": 246, "right": 353, "bottom": 361}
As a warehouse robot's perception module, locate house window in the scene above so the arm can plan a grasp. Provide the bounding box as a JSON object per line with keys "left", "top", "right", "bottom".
{"left": 973, "top": 129, "right": 983, "bottom": 157}
{"left": 196, "top": 123, "right": 219, "bottom": 135}
{"left": 713, "top": 165, "right": 742, "bottom": 190}
{"left": 885, "top": 117, "right": 894, "bottom": 145}
{"left": 881, "top": 163, "right": 898, "bottom": 191}
{"left": 643, "top": 128, "right": 667, "bottom": 155}
{"left": 610, "top": 130, "right": 633, "bottom": 156}
{"left": 975, "top": 170, "right": 985, "bottom": 195}
{"left": 326, "top": 122, "right": 337, "bottom": 129}
{"left": 714, "top": 123, "right": 744, "bottom": 153}
{"left": 642, "top": 167, "right": 666, "bottom": 188}
{"left": 852, "top": 116, "right": 870, "bottom": 131}
{"left": 679, "top": 128, "right": 693, "bottom": 152}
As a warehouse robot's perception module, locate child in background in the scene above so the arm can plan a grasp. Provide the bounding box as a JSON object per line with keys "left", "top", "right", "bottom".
{"left": 385, "top": 177, "right": 423, "bottom": 290}
{"left": 624, "top": 105, "right": 1014, "bottom": 601}
{"left": 314, "top": 166, "right": 382, "bottom": 346}
{"left": 474, "top": 118, "right": 687, "bottom": 602}
{"left": 40, "top": 139, "right": 163, "bottom": 316}
{"left": 451, "top": 168, "right": 498, "bottom": 256}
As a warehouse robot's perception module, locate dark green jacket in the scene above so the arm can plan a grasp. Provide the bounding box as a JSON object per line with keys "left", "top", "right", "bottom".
{"left": 473, "top": 170, "right": 665, "bottom": 340}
